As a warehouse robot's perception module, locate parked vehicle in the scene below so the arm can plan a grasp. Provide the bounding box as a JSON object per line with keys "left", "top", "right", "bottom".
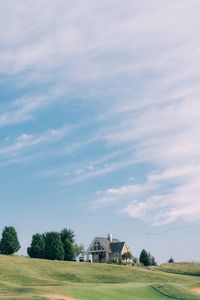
{"left": 79, "top": 256, "right": 85, "bottom": 262}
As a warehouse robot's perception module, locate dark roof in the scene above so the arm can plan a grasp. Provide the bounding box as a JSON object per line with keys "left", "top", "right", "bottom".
{"left": 96, "top": 237, "right": 119, "bottom": 252}
{"left": 96, "top": 237, "right": 125, "bottom": 254}
{"left": 110, "top": 242, "right": 125, "bottom": 254}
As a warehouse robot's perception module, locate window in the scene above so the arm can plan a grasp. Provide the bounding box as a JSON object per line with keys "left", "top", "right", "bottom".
{"left": 90, "top": 240, "right": 104, "bottom": 251}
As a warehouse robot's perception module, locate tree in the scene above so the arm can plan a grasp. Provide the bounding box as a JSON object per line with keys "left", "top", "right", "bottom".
{"left": 27, "top": 233, "right": 45, "bottom": 258}
{"left": 0, "top": 226, "right": 20, "bottom": 255}
{"left": 44, "top": 232, "right": 64, "bottom": 260}
{"left": 132, "top": 256, "right": 139, "bottom": 264}
{"left": 73, "top": 243, "right": 85, "bottom": 258}
{"left": 62, "top": 239, "right": 74, "bottom": 261}
{"left": 60, "top": 228, "right": 76, "bottom": 261}
{"left": 150, "top": 255, "right": 157, "bottom": 266}
{"left": 139, "top": 249, "right": 151, "bottom": 266}
{"left": 60, "top": 228, "right": 75, "bottom": 244}
{"left": 122, "top": 251, "right": 133, "bottom": 261}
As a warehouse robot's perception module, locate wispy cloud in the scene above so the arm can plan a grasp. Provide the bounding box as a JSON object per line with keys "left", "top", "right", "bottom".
{"left": 0, "top": 95, "right": 45, "bottom": 127}
{"left": 95, "top": 164, "right": 200, "bottom": 225}
{"left": 0, "top": 126, "right": 72, "bottom": 157}
{"left": 64, "top": 158, "right": 138, "bottom": 186}
{"left": 1, "top": 0, "right": 200, "bottom": 227}
{"left": 93, "top": 92, "right": 200, "bottom": 225}
{"left": 39, "top": 146, "right": 137, "bottom": 185}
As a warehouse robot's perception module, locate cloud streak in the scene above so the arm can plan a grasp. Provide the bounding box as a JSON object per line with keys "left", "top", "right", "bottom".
{"left": 0, "top": 126, "right": 72, "bottom": 157}
{"left": 1, "top": 0, "right": 200, "bottom": 226}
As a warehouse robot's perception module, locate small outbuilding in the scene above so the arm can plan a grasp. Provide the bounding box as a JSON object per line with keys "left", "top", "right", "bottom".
{"left": 86, "top": 234, "right": 129, "bottom": 263}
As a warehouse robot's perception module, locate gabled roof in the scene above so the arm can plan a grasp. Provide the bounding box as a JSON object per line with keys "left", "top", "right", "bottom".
{"left": 96, "top": 237, "right": 119, "bottom": 252}
{"left": 110, "top": 242, "right": 125, "bottom": 254}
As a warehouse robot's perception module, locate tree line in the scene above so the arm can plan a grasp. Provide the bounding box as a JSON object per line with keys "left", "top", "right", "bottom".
{"left": 28, "top": 228, "right": 84, "bottom": 261}
{"left": 0, "top": 226, "right": 84, "bottom": 261}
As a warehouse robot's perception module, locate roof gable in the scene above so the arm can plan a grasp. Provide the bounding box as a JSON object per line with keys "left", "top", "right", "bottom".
{"left": 87, "top": 236, "right": 127, "bottom": 254}
{"left": 88, "top": 238, "right": 106, "bottom": 252}
{"left": 96, "top": 237, "right": 119, "bottom": 252}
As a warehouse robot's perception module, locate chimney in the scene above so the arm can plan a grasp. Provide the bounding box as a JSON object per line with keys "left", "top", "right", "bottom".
{"left": 108, "top": 233, "right": 112, "bottom": 242}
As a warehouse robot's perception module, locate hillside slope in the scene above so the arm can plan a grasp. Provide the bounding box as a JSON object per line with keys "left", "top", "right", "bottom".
{"left": 160, "top": 262, "right": 200, "bottom": 276}
{"left": 0, "top": 255, "right": 200, "bottom": 299}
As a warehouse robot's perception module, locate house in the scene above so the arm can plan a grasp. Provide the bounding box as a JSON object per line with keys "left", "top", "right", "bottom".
{"left": 86, "top": 234, "right": 129, "bottom": 263}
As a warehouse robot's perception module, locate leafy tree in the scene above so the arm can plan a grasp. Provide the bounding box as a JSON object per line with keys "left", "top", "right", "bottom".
{"left": 60, "top": 228, "right": 75, "bottom": 244}
{"left": 0, "top": 226, "right": 20, "bottom": 255}
{"left": 122, "top": 251, "right": 133, "bottom": 261}
{"left": 132, "top": 256, "right": 139, "bottom": 264}
{"left": 168, "top": 257, "right": 174, "bottom": 263}
{"left": 73, "top": 243, "right": 85, "bottom": 258}
{"left": 44, "top": 232, "right": 64, "bottom": 260}
{"left": 27, "top": 233, "right": 45, "bottom": 258}
{"left": 139, "top": 249, "right": 151, "bottom": 266}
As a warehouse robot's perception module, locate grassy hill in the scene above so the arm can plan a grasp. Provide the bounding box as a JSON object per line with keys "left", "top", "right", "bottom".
{"left": 160, "top": 262, "right": 200, "bottom": 277}
{"left": 0, "top": 256, "right": 200, "bottom": 299}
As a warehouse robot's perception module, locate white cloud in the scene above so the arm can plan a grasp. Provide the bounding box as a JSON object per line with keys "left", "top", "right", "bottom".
{"left": 1, "top": 0, "right": 200, "bottom": 226}
{"left": 0, "top": 126, "right": 71, "bottom": 156}
{"left": 0, "top": 93, "right": 56, "bottom": 127}
{"left": 95, "top": 164, "right": 200, "bottom": 225}
{"left": 63, "top": 158, "right": 138, "bottom": 186}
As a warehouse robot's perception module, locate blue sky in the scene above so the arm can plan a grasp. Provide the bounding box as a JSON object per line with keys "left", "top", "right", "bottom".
{"left": 1, "top": 0, "right": 200, "bottom": 262}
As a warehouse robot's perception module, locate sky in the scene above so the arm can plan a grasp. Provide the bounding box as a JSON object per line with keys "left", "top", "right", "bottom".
{"left": 0, "top": 0, "right": 200, "bottom": 263}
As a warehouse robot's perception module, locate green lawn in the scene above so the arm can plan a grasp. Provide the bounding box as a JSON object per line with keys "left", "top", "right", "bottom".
{"left": 160, "top": 262, "right": 200, "bottom": 277}
{"left": 0, "top": 255, "right": 200, "bottom": 299}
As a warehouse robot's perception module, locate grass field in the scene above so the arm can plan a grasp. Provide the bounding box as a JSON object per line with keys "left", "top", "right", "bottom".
{"left": 0, "top": 255, "right": 200, "bottom": 299}
{"left": 160, "top": 262, "right": 200, "bottom": 277}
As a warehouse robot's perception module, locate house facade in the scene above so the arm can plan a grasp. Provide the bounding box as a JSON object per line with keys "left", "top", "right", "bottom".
{"left": 86, "top": 234, "right": 129, "bottom": 263}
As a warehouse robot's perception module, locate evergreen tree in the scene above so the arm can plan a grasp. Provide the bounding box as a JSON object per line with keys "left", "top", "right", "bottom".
{"left": 139, "top": 249, "right": 151, "bottom": 266}
{"left": 150, "top": 255, "right": 157, "bottom": 266}
{"left": 60, "top": 228, "right": 75, "bottom": 244}
{"left": 63, "top": 239, "right": 74, "bottom": 261}
{"left": 44, "top": 232, "right": 64, "bottom": 260}
{"left": 27, "top": 233, "right": 45, "bottom": 258}
{"left": 60, "top": 228, "right": 76, "bottom": 261}
{"left": 0, "top": 226, "right": 20, "bottom": 255}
